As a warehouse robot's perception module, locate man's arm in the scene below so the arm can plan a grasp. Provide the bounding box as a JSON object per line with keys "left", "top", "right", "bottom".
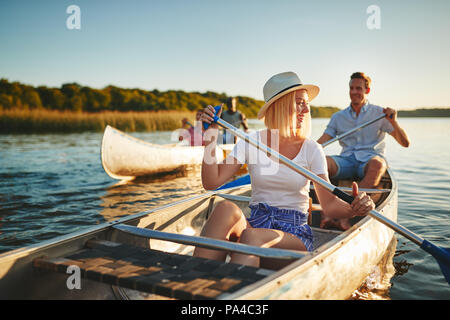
{"left": 317, "top": 133, "right": 333, "bottom": 145}
{"left": 240, "top": 113, "right": 249, "bottom": 132}
{"left": 384, "top": 108, "right": 410, "bottom": 147}
{"left": 317, "top": 114, "right": 337, "bottom": 145}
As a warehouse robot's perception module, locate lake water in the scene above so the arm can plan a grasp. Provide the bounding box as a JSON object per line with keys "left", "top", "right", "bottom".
{"left": 0, "top": 118, "right": 449, "bottom": 299}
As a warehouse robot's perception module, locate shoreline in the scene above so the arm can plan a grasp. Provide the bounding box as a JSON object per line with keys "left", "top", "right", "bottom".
{"left": 0, "top": 109, "right": 195, "bottom": 134}
{"left": 1, "top": 108, "right": 450, "bottom": 134}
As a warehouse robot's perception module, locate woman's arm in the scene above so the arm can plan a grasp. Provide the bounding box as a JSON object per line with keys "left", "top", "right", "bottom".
{"left": 201, "top": 105, "right": 243, "bottom": 190}
{"left": 201, "top": 144, "right": 243, "bottom": 190}
{"left": 313, "top": 174, "right": 375, "bottom": 219}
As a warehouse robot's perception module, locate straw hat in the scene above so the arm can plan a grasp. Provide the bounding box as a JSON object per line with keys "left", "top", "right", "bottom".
{"left": 257, "top": 72, "right": 320, "bottom": 119}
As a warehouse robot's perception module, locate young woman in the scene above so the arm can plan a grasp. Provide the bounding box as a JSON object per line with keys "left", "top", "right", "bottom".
{"left": 194, "top": 72, "right": 375, "bottom": 269}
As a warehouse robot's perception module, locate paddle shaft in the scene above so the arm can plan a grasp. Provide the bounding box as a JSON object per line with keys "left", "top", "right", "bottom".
{"left": 322, "top": 113, "right": 387, "bottom": 147}
{"left": 214, "top": 116, "right": 425, "bottom": 247}
{"left": 309, "top": 184, "right": 391, "bottom": 194}
{"left": 114, "top": 224, "right": 304, "bottom": 260}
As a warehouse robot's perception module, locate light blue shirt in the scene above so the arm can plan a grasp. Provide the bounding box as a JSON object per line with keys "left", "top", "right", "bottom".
{"left": 324, "top": 102, "right": 394, "bottom": 162}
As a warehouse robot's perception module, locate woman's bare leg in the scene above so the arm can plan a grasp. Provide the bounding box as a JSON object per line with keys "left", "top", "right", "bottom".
{"left": 230, "top": 228, "right": 306, "bottom": 269}
{"left": 193, "top": 200, "right": 249, "bottom": 261}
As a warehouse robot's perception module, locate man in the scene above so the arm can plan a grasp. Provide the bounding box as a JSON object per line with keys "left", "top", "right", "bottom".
{"left": 317, "top": 72, "right": 410, "bottom": 229}
{"left": 220, "top": 97, "right": 249, "bottom": 144}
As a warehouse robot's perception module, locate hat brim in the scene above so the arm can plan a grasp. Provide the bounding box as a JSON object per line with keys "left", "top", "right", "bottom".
{"left": 257, "top": 84, "right": 320, "bottom": 119}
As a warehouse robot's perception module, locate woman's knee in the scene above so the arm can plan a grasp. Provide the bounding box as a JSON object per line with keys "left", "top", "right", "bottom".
{"left": 239, "top": 228, "right": 259, "bottom": 246}
{"left": 210, "top": 200, "right": 243, "bottom": 222}
{"left": 202, "top": 200, "right": 245, "bottom": 237}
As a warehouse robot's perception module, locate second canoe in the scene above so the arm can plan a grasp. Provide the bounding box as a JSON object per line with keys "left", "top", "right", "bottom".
{"left": 101, "top": 125, "right": 239, "bottom": 180}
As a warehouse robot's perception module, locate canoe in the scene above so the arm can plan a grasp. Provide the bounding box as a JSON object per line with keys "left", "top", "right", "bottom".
{"left": 101, "top": 125, "right": 246, "bottom": 180}
{"left": 0, "top": 168, "right": 397, "bottom": 299}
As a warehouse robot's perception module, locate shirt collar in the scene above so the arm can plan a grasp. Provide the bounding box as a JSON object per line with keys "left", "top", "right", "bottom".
{"left": 348, "top": 101, "right": 370, "bottom": 117}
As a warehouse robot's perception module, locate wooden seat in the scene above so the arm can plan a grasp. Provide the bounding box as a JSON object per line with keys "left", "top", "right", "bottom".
{"left": 33, "top": 239, "right": 270, "bottom": 300}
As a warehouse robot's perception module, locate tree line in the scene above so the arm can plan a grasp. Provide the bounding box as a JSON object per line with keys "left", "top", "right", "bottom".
{"left": 0, "top": 79, "right": 345, "bottom": 118}
{"left": 398, "top": 108, "right": 450, "bottom": 117}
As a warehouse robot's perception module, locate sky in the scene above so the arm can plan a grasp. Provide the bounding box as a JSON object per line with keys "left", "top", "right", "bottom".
{"left": 1, "top": 0, "right": 449, "bottom": 110}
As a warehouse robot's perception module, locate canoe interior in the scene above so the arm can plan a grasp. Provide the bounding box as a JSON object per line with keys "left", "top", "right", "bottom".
{"left": 0, "top": 171, "right": 395, "bottom": 300}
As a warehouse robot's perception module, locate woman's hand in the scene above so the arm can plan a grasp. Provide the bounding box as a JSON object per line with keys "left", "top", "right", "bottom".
{"left": 201, "top": 104, "right": 223, "bottom": 130}
{"left": 350, "top": 182, "right": 375, "bottom": 216}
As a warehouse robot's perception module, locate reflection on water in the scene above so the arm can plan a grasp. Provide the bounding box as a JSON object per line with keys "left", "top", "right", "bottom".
{"left": 100, "top": 169, "right": 205, "bottom": 222}
{"left": 350, "top": 236, "right": 397, "bottom": 300}
{"left": 392, "top": 248, "right": 413, "bottom": 277}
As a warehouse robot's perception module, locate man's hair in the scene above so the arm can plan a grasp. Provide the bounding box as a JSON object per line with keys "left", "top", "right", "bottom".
{"left": 226, "top": 97, "right": 236, "bottom": 108}
{"left": 350, "top": 72, "right": 371, "bottom": 89}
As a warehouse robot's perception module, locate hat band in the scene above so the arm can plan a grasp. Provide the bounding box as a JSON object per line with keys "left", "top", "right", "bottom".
{"left": 266, "top": 83, "right": 302, "bottom": 102}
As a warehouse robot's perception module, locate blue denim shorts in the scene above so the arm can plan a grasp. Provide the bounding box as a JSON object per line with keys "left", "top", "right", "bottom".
{"left": 330, "top": 154, "right": 367, "bottom": 180}
{"left": 247, "top": 203, "right": 314, "bottom": 252}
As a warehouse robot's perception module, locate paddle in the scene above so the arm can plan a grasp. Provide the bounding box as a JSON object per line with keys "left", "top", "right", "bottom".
{"left": 205, "top": 105, "right": 450, "bottom": 284}
{"left": 217, "top": 112, "right": 387, "bottom": 190}
{"left": 216, "top": 173, "right": 250, "bottom": 190}
{"left": 322, "top": 113, "right": 387, "bottom": 147}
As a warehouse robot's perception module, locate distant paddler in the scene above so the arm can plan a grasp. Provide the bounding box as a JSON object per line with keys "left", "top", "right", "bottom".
{"left": 317, "top": 72, "right": 410, "bottom": 230}
{"left": 178, "top": 109, "right": 205, "bottom": 146}
{"left": 220, "top": 97, "right": 249, "bottom": 144}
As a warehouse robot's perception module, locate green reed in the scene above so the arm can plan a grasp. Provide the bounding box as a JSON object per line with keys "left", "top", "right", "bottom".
{"left": 0, "top": 109, "right": 195, "bottom": 134}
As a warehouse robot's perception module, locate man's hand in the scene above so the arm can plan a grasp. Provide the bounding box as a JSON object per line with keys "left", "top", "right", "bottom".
{"left": 383, "top": 107, "right": 397, "bottom": 124}
{"left": 384, "top": 107, "right": 410, "bottom": 147}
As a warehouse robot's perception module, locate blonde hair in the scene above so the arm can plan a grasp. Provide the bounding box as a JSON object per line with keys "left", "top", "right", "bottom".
{"left": 263, "top": 90, "right": 311, "bottom": 138}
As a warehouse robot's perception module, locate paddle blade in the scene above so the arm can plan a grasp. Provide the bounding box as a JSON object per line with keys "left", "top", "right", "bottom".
{"left": 215, "top": 174, "right": 251, "bottom": 190}
{"left": 420, "top": 240, "right": 450, "bottom": 285}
